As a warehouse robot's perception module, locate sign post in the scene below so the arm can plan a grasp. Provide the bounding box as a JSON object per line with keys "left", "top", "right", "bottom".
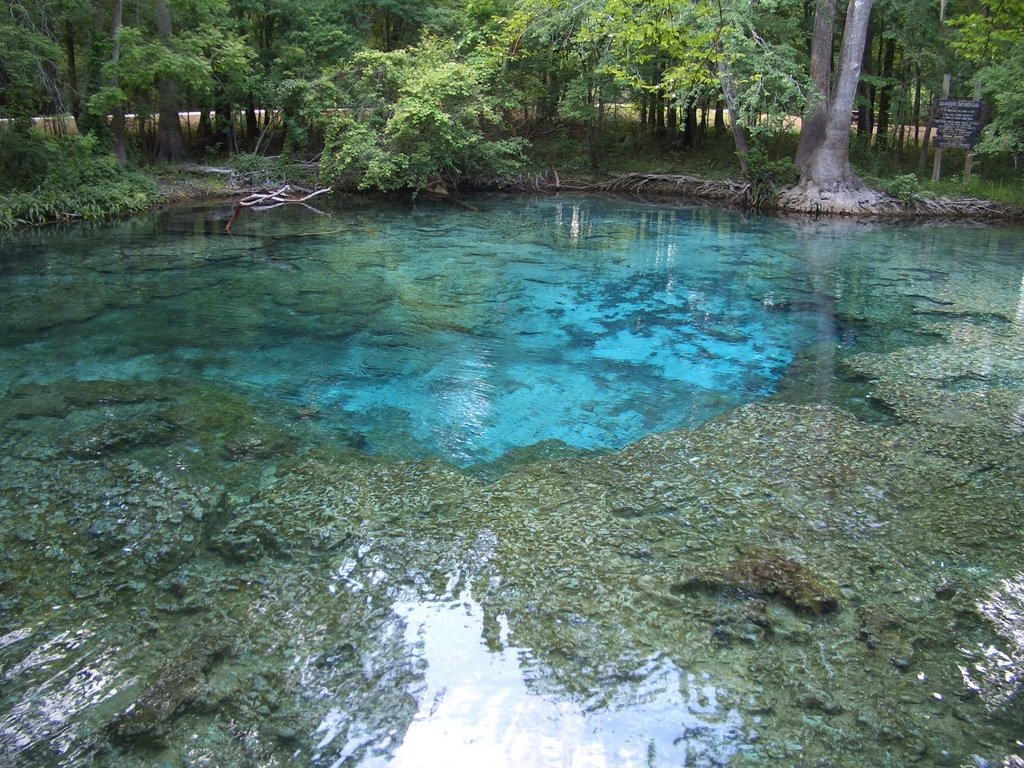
{"left": 932, "top": 98, "right": 984, "bottom": 181}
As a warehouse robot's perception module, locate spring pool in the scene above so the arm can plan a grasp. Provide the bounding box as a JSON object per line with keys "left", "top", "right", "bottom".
{"left": 3, "top": 197, "right": 837, "bottom": 465}
{"left": 0, "top": 195, "right": 1022, "bottom": 767}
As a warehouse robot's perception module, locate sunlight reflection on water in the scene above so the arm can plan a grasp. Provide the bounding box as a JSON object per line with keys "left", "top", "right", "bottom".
{"left": 315, "top": 588, "right": 748, "bottom": 768}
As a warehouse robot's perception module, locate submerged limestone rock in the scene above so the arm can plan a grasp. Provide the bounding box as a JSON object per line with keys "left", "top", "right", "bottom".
{"left": 106, "top": 626, "right": 233, "bottom": 748}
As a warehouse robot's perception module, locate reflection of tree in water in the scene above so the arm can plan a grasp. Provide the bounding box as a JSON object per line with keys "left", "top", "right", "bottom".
{"left": 959, "top": 573, "right": 1024, "bottom": 715}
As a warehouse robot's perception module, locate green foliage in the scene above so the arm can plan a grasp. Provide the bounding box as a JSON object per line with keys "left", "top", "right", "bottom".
{"left": 881, "top": 173, "right": 921, "bottom": 203}
{"left": 972, "top": 51, "right": 1024, "bottom": 156}
{"left": 0, "top": 10, "right": 63, "bottom": 120}
{"left": 949, "top": 1, "right": 1024, "bottom": 158}
{"left": 594, "top": 0, "right": 808, "bottom": 124}
{"left": 924, "top": 174, "right": 1024, "bottom": 208}
{"left": 104, "top": 26, "right": 217, "bottom": 112}
{"left": 320, "top": 39, "right": 528, "bottom": 191}
{"left": 0, "top": 128, "right": 56, "bottom": 190}
{"left": 0, "top": 133, "right": 158, "bottom": 228}
{"left": 0, "top": 0, "right": 1019, "bottom": 208}
{"left": 746, "top": 142, "right": 799, "bottom": 207}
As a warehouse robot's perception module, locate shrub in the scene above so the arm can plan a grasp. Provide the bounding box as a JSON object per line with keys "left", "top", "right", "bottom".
{"left": 746, "top": 145, "right": 799, "bottom": 207}
{"left": 882, "top": 173, "right": 921, "bottom": 204}
{"left": 0, "top": 132, "right": 158, "bottom": 227}
{"left": 320, "top": 39, "right": 528, "bottom": 192}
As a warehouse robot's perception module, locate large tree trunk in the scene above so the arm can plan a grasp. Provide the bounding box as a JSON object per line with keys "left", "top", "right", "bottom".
{"left": 780, "top": 0, "right": 891, "bottom": 214}
{"left": 110, "top": 0, "right": 127, "bottom": 166}
{"left": 795, "top": 0, "right": 836, "bottom": 170}
{"left": 154, "top": 0, "right": 185, "bottom": 162}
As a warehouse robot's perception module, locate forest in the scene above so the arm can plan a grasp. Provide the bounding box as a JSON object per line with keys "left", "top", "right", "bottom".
{"left": 1, "top": 0, "right": 1022, "bottom": 225}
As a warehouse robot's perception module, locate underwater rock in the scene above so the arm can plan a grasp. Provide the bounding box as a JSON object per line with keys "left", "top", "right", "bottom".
{"left": 856, "top": 606, "right": 905, "bottom": 650}
{"left": 795, "top": 688, "right": 845, "bottom": 715}
{"left": 0, "top": 384, "right": 71, "bottom": 421}
{"left": 64, "top": 414, "right": 179, "bottom": 459}
{"left": 222, "top": 431, "right": 294, "bottom": 462}
{"left": 709, "top": 600, "right": 774, "bottom": 646}
{"left": 209, "top": 518, "right": 286, "bottom": 562}
{"left": 673, "top": 552, "right": 839, "bottom": 615}
{"left": 106, "top": 626, "right": 233, "bottom": 748}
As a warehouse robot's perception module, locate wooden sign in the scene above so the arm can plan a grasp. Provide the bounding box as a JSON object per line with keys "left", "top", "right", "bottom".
{"left": 933, "top": 99, "right": 984, "bottom": 149}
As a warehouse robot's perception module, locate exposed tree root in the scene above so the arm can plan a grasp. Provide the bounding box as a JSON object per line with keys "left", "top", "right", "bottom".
{"left": 598, "top": 173, "right": 752, "bottom": 204}
{"left": 905, "top": 195, "right": 1022, "bottom": 220}
{"left": 471, "top": 171, "right": 753, "bottom": 205}
{"left": 776, "top": 180, "right": 899, "bottom": 216}
{"left": 470, "top": 171, "right": 1021, "bottom": 221}
{"left": 777, "top": 180, "right": 1022, "bottom": 220}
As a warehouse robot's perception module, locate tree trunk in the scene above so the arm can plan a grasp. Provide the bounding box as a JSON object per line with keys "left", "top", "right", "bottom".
{"left": 781, "top": 0, "right": 889, "bottom": 213}
{"left": 154, "top": 0, "right": 185, "bottom": 162}
{"left": 875, "top": 37, "right": 896, "bottom": 147}
{"left": 896, "top": 59, "right": 909, "bottom": 150}
{"left": 246, "top": 94, "right": 259, "bottom": 149}
{"left": 110, "top": 0, "right": 127, "bottom": 166}
{"left": 795, "top": 0, "right": 837, "bottom": 170}
{"left": 683, "top": 103, "right": 698, "bottom": 149}
{"left": 65, "top": 26, "right": 81, "bottom": 124}
{"left": 654, "top": 89, "right": 666, "bottom": 138}
{"left": 912, "top": 65, "right": 922, "bottom": 145}
{"left": 716, "top": 58, "right": 750, "bottom": 177}
{"left": 856, "top": 17, "right": 874, "bottom": 136}
{"left": 587, "top": 90, "right": 604, "bottom": 171}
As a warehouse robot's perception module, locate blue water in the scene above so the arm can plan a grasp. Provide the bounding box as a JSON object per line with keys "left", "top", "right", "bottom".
{"left": 0, "top": 197, "right": 824, "bottom": 465}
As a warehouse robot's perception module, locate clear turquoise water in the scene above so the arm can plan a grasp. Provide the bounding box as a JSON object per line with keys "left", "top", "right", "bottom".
{"left": 1, "top": 196, "right": 1022, "bottom": 768}
{"left": 2, "top": 197, "right": 826, "bottom": 465}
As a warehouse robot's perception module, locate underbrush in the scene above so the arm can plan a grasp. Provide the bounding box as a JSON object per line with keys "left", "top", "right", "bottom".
{"left": 523, "top": 114, "right": 749, "bottom": 179}
{"left": 0, "top": 131, "right": 158, "bottom": 229}
{"left": 852, "top": 135, "right": 1024, "bottom": 208}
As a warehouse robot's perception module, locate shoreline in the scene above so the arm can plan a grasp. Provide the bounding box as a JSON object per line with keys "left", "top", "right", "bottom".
{"left": 5, "top": 165, "right": 1023, "bottom": 232}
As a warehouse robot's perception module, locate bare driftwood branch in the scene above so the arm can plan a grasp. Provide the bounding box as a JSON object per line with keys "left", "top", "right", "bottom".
{"left": 226, "top": 184, "right": 332, "bottom": 233}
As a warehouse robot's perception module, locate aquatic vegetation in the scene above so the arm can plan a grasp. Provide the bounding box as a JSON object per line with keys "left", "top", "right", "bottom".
{"left": 0, "top": 198, "right": 1022, "bottom": 767}
{"left": 672, "top": 551, "right": 840, "bottom": 615}
{"left": 106, "top": 627, "right": 233, "bottom": 748}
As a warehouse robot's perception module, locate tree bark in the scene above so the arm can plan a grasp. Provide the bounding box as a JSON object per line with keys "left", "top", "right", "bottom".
{"left": 856, "top": 17, "right": 874, "bottom": 136}
{"left": 806, "top": 0, "right": 872, "bottom": 185}
{"left": 154, "top": 0, "right": 185, "bottom": 162}
{"left": 716, "top": 58, "right": 750, "bottom": 177}
{"left": 795, "top": 0, "right": 837, "bottom": 170}
{"left": 65, "top": 25, "right": 81, "bottom": 124}
{"left": 683, "top": 103, "right": 698, "bottom": 149}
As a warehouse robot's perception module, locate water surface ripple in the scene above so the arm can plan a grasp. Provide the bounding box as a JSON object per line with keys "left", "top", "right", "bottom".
{"left": 0, "top": 196, "right": 1022, "bottom": 767}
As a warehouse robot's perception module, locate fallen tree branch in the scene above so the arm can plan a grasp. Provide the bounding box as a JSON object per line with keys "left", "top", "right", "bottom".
{"left": 226, "top": 184, "right": 332, "bottom": 233}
